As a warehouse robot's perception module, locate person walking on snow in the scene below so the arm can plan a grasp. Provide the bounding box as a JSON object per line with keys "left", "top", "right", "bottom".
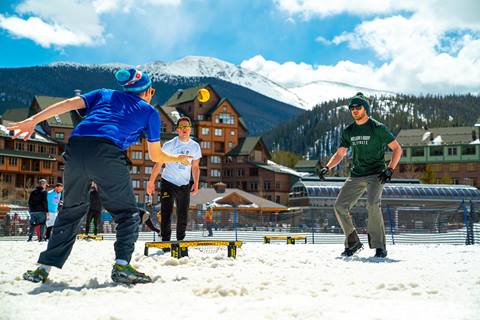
{"left": 27, "top": 179, "right": 48, "bottom": 242}
{"left": 9, "top": 67, "right": 191, "bottom": 284}
{"left": 45, "top": 183, "right": 64, "bottom": 240}
{"left": 318, "top": 92, "right": 402, "bottom": 258}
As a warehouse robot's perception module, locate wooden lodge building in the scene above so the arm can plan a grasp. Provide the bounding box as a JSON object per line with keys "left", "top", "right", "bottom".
{"left": 1, "top": 85, "right": 301, "bottom": 206}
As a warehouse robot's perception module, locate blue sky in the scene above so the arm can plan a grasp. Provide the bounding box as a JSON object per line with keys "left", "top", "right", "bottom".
{"left": 0, "top": 0, "right": 479, "bottom": 94}
{"left": 0, "top": 0, "right": 372, "bottom": 67}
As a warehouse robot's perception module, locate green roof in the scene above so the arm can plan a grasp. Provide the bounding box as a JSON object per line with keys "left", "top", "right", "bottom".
{"left": 226, "top": 136, "right": 262, "bottom": 156}
{"left": 35, "top": 96, "right": 75, "bottom": 128}
{"left": 294, "top": 160, "right": 319, "bottom": 169}
{"left": 165, "top": 84, "right": 207, "bottom": 106}
{"left": 1, "top": 108, "right": 29, "bottom": 122}
{"left": 0, "top": 149, "right": 56, "bottom": 161}
{"left": 397, "top": 127, "right": 475, "bottom": 146}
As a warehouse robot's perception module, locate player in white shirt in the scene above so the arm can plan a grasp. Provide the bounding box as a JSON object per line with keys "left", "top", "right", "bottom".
{"left": 146, "top": 116, "right": 202, "bottom": 241}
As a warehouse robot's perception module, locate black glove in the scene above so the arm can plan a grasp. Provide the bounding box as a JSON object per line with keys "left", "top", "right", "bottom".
{"left": 318, "top": 166, "right": 329, "bottom": 181}
{"left": 378, "top": 167, "right": 394, "bottom": 184}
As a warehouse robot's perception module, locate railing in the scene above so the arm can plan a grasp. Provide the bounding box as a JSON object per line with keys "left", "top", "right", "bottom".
{"left": 1, "top": 201, "right": 478, "bottom": 245}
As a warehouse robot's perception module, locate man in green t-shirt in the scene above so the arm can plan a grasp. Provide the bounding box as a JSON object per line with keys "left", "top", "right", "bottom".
{"left": 319, "top": 92, "right": 402, "bottom": 258}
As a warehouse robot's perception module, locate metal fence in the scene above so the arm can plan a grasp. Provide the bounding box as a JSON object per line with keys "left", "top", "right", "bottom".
{"left": 1, "top": 201, "right": 478, "bottom": 245}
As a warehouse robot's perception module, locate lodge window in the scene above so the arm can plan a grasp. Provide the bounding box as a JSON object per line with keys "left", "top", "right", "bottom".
{"left": 264, "top": 181, "right": 271, "bottom": 191}
{"left": 249, "top": 168, "right": 259, "bottom": 176}
{"left": 215, "top": 128, "right": 223, "bottom": 136}
{"left": 462, "top": 146, "right": 476, "bottom": 155}
{"left": 447, "top": 147, "right": 457, "bottom": 156}
{"left": 145, "top": 166, "right": 153, "bottom": 174}
{"left": 43, "top": 161, "right": 51, "bottom": 169}
{"left": 215, "top": 112, "right": 234, "bottom": 125}
{"left": 211, "top": 169, "right": 221, "bottom": 177}
{"left": 429, "top": 146, "right": 443, "bottom": 156}
{"left": 15, "top": 142, "right": 23, "bottom": 151}
{"left": 200, "top": 141, "right": 211, "bottom": 149}
{"left": 0, "top": 156, "right": 3, "bottom": 165}
{"left": 132, "top": 180, "right": 140, "bottom": 189}
{"left": 230, "top": 130, "right": 235, "bottom": 136}
{"left": 201, "top": 128, "right": 209, "bottom": 135}
{"left": 131, "top": 166, "right": 140, "bottom": 174}
{"left": 145, "top": 152, "right": 150, "bottom": 161}
{"left": 55, "top": 132, "right": 65, "bottom": 140}
{"left": 8, "top": 157, "right": 17, "bottom": 166}
{"left": 211, "top": 156, "right": 221, "bottom": 164}
{"left": 412, "top": 147, "right": 424, "bottom": 157}
{"left": 39, "top": 145, "right": 45, "bottom": 154}
{"left": 132, "top": 151, "right": 143, "bottom": 160}
{"left": 237, "top": 168, "right": 244, "bottom": 176}
{"left": 249, "top": 182, "right": 258, "bottom": 191}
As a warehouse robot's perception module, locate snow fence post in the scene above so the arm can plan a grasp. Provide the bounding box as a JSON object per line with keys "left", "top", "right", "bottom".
{"left": 386, "top": 205, "right": 395, "bottom": 245}
{"left": 470, "top": 201, "right": 475, "bottom": 245}
{"left": 461, "top": 199, "right": 472, "bottom": 245}
{"left": 233, "top": 207, "right": 238, "bottom": 242}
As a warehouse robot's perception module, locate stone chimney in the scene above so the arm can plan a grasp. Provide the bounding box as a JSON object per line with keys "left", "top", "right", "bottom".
{"left": 213, "top": 182, "right": 226, "bottom": 193}
{"left": 74, "top": 89, "right": 82, "bottom": 96}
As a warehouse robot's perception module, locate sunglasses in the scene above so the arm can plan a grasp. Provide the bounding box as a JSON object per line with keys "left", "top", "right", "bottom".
{"left": 349, "top": 104, "right": 363, "bottom": 111}
{"left": 177, "top": 125, "right": 191, "bottom": 130}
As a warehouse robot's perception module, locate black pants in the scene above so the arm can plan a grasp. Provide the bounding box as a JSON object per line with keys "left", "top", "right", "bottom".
{"left": 85, "top": 210, "right": 101, "bottom": 235}
{"left": 28, "top": 212, "right": 46, "bottom": 241}
{"left": 38, "top": 137, "right": 139, "bottom": 268}
{"left": 160, "top": 179, "right": 190, "bottom": 241}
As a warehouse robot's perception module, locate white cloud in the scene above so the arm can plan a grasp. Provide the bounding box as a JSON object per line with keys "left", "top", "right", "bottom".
{"left": 0, "top": 0, "right": 185, "bottom": 47}
{"left": 0, "top": 14, "right": 94, "bottom": 47}
{"left": 266, "top": 0, "right": 480, "bottom": 94}
{"left": 315, "top": 36, "right": 331, "bottom": 45}
{"left": 241, "top": 55, "right": 384, "bottom": 89}
{"left": 274, "top": 0, "right": 418, "bottom": 19}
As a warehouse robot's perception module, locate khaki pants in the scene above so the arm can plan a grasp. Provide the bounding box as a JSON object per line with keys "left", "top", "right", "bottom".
{"left": 334, "top": 174, "right": 386, "bottom": 249}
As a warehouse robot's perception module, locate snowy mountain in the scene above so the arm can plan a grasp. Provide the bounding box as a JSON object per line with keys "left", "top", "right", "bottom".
{"left": 51, "top": 56, "right": 310, "bottom": 109}
{"left": 50, "top": 56, "right": 395, "bottom": 110}
{"left": 289, "top": 80, "right": 396, "bottom": 107}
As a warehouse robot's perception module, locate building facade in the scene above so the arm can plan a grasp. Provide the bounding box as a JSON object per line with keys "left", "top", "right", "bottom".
{"left": 0, "top": 123, "right": 58, "bottom": 202}
{"left": 392, "top": 126, "right": 480, "bottom": 187}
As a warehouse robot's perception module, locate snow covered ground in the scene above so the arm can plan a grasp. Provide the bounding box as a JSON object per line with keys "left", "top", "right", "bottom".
{"left": 1, "top": 241, "right": 479, "bottom": 320}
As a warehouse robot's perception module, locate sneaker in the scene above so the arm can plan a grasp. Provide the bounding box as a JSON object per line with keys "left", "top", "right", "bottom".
{"left": 23, "top": 268, "right": 49, "bottom": 283}
{"left": 374, "top": 248, "right": 388, "bottom": 258}
{"left": 340, "top": 241, "right": 364, "bottom": 257}
{"left": 111, "top": 264, "right": 152, "bottom": 284}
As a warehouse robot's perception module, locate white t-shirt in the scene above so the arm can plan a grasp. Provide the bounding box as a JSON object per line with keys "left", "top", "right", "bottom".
{"left": 161, "top": 136, "right": 202, "bottom": 187}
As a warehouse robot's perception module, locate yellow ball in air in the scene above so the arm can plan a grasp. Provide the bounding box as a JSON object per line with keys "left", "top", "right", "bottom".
{"left": 197, "top": 88, "right": 210, "bottom": 103}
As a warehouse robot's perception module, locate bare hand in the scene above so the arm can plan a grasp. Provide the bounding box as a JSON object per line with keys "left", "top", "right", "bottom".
{"left": 7, "top": 118, "right": 37, "bottom": 140}
{"left": 177, "top": 154, "right": 193, "bottom": 166}
{"left": 146, "top": 180, "right": 155, "bottom": 196}
{"left": 190, "top": 183, "right": 199, "bottom": 196}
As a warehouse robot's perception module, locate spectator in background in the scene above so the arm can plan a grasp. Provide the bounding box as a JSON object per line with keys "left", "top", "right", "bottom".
{"left": 45, "top": 183, "right": 64, "bottom": 240}
{"left": 204, "top": 206, "right": 213, "bottom": 237}
{"left": 85, "top": 182, "right": 102, "bottom": 236}
{"left": 27, "top": 179, "right": 48, "bottom": 242}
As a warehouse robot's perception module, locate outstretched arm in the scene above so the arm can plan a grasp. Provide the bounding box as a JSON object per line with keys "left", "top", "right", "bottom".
{"left": 7, "top": 96, "right": 86, "bottom": 140}
{"left": 147, "top": 141, "right": 191, "bottom": 165}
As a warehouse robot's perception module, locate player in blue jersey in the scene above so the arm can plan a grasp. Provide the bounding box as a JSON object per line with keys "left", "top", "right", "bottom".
{"left": 8, "top": 68, "right": 191, "bottom": 284}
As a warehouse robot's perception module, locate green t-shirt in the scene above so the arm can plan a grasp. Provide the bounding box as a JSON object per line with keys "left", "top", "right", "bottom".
{"left": 340, "top": 118, "right": 395, "bottom": 177}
